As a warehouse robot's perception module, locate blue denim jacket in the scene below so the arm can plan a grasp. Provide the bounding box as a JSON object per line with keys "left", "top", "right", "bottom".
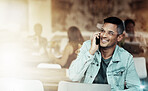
{"left": 69, "top": 40, "right": 141, "bottom": 91}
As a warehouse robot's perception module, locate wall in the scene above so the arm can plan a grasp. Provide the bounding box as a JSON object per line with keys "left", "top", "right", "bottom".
{"left": 52, "top": 0, "right": 148, "bottom": 33}
{"left": 28, "top": 0, "right": 52, "bottom": 40}
{"left": 0, "top": 0, "right": 28, "bottom": 32}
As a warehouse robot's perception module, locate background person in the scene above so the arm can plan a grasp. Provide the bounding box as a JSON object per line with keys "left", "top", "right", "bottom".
{"left": 124, "top": 19, "right": 135, "bottom": 42}
{"left": 29, "top": 23, "right": 48, "bottom": 56}
{"left": 50, "top": 26, "right": 84, "bottom": 68}
{"left": 122, "top": 19, "right": 144, "bottom": 55}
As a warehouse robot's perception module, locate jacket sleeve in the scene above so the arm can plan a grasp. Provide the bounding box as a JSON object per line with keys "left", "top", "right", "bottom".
{"left": 115, "top": 55, "right": 142, "bottom": 91}
{"left": 68, "top": 41, "right": 95, "bottom": 81}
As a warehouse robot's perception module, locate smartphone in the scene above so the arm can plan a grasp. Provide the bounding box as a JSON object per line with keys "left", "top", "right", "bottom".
{"left": 96, "top": 36, "right": 100, "bottom": 45}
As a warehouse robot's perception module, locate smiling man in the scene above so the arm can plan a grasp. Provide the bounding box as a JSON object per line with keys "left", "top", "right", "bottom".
{"left": 69, "top": 17, "right": 141, "bottom": 91}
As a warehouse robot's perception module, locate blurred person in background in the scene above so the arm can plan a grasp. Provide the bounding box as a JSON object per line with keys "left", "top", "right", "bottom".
{"left": 118, "top": 19, "right": 135, "bottom": 47}
{"left": 49, "top": 26, "right": 84, "bottom": 68}
{"left": 122, "top": 19, "right": 144, "bottom": 55}
{"left": 27, "top": 23, "right": 49, "bottom": 60}
{"left": 124, "top": 19, "right": 135, "bottom": 42}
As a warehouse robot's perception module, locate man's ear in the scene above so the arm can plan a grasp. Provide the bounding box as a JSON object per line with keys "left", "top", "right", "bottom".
{"left": 117, "top": 31, "right": 125, "bottom": 42}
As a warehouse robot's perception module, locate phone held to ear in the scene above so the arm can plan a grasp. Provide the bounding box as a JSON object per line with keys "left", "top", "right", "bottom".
{"left": 96, "top": 36, "right": 100, "bottom": 45}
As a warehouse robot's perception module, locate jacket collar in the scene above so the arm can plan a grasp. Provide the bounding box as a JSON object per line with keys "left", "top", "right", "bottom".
{"left": 95, "top": 45, "right": 120, "bottom": 62}
{"left": 111, "top": 45, "right": 120, "bottom": 62}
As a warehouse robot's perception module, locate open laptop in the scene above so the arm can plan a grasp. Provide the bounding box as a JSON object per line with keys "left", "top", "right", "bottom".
{"left": 58, "top": 81, "right": 111, "bottom": 91}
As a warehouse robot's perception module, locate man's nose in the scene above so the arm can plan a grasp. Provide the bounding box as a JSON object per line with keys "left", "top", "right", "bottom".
{"left": 102, "top": 32, "right": 108, "bottom": 37}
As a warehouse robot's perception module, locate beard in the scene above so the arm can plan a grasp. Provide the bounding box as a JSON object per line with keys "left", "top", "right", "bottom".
{"left": 100, "top": 42, "right": 117, "bottom": 49}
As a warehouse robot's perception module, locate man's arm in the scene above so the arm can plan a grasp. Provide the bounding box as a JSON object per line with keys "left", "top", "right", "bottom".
{"left": 69, "top": 32, "right": 100, "bottom": 82}
{"left": 68, "top": 40, "right": 95, "bottom": 82}
{"left": 124, "top": 56, "right": 142, "bottom": 91}
{"left": 115, "top": 55, "right": 142, "bottom": 91}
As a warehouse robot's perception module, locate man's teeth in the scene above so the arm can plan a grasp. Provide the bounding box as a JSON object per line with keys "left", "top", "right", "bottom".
{"left": 102, "top": 39, "right": 108, "bottom": 43}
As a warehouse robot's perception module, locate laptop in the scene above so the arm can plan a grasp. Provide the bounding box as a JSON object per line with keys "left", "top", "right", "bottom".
{"left": 58, "top": 81, "right": 111, "bottom": 91}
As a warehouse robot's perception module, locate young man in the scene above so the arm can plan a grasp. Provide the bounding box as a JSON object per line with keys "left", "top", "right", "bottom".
{"left": 69, "top": 17, "right": 141, "bottom": 91}
{"left": 124, "top": 19, "right": 135, "bottom": 42}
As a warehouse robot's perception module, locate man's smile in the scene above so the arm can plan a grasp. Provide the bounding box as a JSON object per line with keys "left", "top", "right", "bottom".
{"left": 101, "top": 38, "right": 109, "bottom": 44}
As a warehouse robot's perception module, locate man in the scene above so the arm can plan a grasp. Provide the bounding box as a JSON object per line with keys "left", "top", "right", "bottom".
{"left": 27, "top": 23, "right": 49, "bottom": 59}
{"left": 124, "top": 19, "right": 135, "bottom": 42}
{"left": 31, "top": 23, "right": 48, "bottom": 54}
{"left": 69, "top": 17, "right": 141, "bottom": 91}
{"left": 123, "top": 19, "right": 144, "bottom": 55}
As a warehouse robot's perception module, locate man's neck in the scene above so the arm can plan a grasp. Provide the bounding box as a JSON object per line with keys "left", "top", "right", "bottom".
{"left": 100, "top": 45, "right": 116, "bottom": 59}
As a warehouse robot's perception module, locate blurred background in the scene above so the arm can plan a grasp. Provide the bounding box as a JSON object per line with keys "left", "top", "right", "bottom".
{"left": 0, "top": 0, "right": 148, "bottom": 91}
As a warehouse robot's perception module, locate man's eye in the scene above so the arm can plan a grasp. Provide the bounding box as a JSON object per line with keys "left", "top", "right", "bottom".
{"left": 108, "top": 31, "right": 114, "bottom": 35}
{"left": 100, "top": 30, "right": 105, "bottom": 33}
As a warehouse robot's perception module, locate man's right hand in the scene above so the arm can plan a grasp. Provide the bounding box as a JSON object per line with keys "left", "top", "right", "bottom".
{"left": 89, "top": 32, "right": 100, "bottom": 55}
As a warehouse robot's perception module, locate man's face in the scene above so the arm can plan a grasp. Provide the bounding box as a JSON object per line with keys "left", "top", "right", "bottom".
{"left": 126, "top": 23, "right": 134, "bottom": 34}
{"left": 100, "top": 23, "right": 118, "bottom": 48}
{"left": 34, "top": 26, "right": 42, "bottom": 36}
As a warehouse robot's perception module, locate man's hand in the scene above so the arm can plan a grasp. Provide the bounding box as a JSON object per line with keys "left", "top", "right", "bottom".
{"left": 89, "top": 32, "right": 100, "bottom": 55}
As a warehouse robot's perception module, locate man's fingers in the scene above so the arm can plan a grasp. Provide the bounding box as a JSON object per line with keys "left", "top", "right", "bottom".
{"left": 93, "top": 32, "right": 100, "bottom": 39}
{"left": 90, "top": 32, "right": 100, "bottom": 40}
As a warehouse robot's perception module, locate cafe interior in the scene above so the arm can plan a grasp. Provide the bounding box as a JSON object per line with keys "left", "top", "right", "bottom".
{"left": 0, "top": 0, "right": 148, "bottom": 91}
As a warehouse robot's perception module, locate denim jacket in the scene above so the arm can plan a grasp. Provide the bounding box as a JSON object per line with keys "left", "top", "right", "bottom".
{"left": 69, "top": 40, "right": 141, "bottom": 91}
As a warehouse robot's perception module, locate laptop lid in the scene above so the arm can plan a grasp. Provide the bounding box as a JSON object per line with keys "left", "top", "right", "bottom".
{"left": 58, "top": 81, "right": 111, "bottom": 91}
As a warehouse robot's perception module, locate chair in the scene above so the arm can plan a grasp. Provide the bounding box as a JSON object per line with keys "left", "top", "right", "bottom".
{"left": 58, "top": 81, "right": 111, "bottom": 91}
{"left": 133, "top": 57, "right": 147, "bottom": 90}
{"left": 133, "top": 57, "right": 147, "bottom": 79}
{"left": 37, "top": 63, "right": 61, "bottom": 69}
{"left": 0, "top": 78, "right": 44, "bottom": 91}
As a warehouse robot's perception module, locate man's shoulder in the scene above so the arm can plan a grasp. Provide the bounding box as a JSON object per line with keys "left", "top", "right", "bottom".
{"left": 80, "top": 40, "right": 91, "bottom": 50}
{"left": 83, "top": 40, "right": 91, "bottom": 44}
{"left": 117, "top": 45, "right": 133, "bottom": 57}
{"left": 83, "top": 40, "right": 91, "bottom": 46}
